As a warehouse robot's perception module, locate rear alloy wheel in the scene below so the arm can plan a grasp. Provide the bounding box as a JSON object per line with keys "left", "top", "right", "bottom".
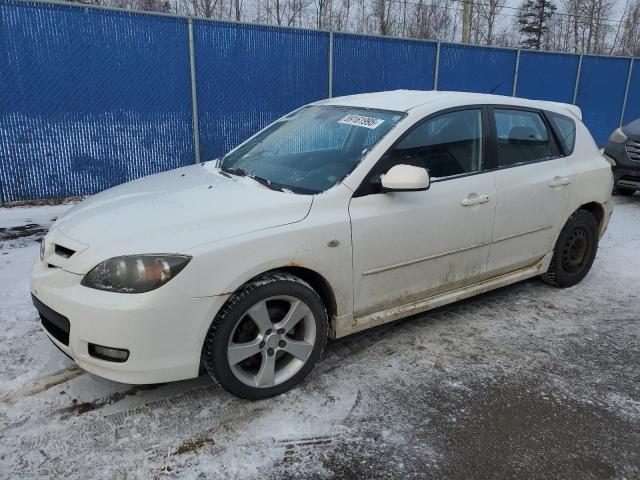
{"left": 202, "top": 273, "right": 328, "bottom": 399}
{"left": 542, "top": 210, "right": 599, "bottom": 288}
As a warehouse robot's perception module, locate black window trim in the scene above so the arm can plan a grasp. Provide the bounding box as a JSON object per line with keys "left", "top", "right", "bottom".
{"left": 353, "top": 103, "right": 572, "bottom": 198}
{"left": 353, "top": 104, "right": 492, "bottom": 197}
{"left": 543, "top": 109, "right": 577, "bottom": 157}
{"left": 486, "top": 104, "right": 564, "bottom": 171}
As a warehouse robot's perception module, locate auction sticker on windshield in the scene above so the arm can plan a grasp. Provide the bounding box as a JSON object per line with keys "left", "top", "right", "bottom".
{"left": 339, "top": 114, "right": 385, "bottom": 129}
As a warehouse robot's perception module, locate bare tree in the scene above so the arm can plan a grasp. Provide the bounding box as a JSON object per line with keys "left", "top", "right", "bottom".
{"left": 407, "top": 0, "right": 455, "bottom": 40}
{"left": 481, "top": 0, "right": 506, "bottom": 45}
{"left": 469, "top": 0, "right": 507, "bottom": 45}
{"left": 372, "top": 0, "right": 393, "bottom": 35}
{"left": 617, "top": 0, "right": 640, "bottom": 55}
{"left": 62, "top": 0, "right": 632, "bottom": 56}
{"left": 192, "top": 0, "right": 226, "bottom": 18}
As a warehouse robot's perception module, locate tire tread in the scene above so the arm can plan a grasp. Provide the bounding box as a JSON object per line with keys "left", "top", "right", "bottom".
{"left": 542, "top": 209, "right": 598, "bottom": 288}
{"left": 201, "top": 272, "right": 327, "bottom": 399}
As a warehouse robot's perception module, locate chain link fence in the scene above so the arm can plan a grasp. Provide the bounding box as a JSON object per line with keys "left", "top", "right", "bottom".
{"left": 0, "top": 0, "right": 638, "bottom": 202}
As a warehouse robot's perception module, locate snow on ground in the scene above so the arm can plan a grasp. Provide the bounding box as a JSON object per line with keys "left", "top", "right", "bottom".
{"left": 0, "top": 196, "right": 639, "bottom": 479}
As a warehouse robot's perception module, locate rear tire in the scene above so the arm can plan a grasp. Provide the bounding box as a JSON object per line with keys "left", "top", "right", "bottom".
{"left": 542, "top": 210, "right": 599, "bottom": 288}
{"left": 202, "top": 273, "right": 328, "bottom": 400}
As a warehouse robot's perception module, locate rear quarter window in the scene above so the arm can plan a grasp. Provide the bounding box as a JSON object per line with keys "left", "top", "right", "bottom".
{"left": 547, "top": 111, "right": 576, "bottom": 156}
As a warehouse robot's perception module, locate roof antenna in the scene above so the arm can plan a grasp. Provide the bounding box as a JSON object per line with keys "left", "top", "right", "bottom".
{"left": 490, "top": 80, "right": 506, "bottom": 94}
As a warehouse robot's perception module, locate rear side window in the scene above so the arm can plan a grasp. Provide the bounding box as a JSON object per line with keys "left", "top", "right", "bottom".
{"left": 547, "top": 111, "right": 576, "bottom": 155}
{"left": 494, "top": 109, "right": 552, "bottom": 167}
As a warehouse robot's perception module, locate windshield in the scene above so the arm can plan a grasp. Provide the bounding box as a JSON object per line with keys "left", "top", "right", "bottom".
{"left": 220, "top": 105, "right": 404, "bottom": 194}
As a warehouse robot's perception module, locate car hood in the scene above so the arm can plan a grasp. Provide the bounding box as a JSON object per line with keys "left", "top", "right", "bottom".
{"left": 623, "top": 119, "right": 640, "bottom": 141}
{"left": 46, "top": 162, "right": 313, "bottom": 274}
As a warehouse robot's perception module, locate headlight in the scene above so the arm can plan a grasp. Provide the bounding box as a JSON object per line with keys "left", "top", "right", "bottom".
{"left": 81, "top": 254, "right": 191, "bottom": 293}
{"left": 608, "top": 127, "right": 628, "bottom": 144}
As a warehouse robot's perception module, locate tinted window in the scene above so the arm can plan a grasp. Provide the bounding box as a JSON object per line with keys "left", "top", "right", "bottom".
{"left": 494, "top": 109, "right": 552, "bottom": 167}
{"left": 547, "top": 111, "right": 576, "bottom": 155}
{"left": 386, "top": 109, "right": 484, "bottom": 179}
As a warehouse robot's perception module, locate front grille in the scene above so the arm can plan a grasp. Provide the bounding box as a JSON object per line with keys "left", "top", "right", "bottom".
{"left": 32, "top": 295, "right": 70, "bottom": 346}
{"left": 626, "top": 141, "right": 640, "bottom": 162}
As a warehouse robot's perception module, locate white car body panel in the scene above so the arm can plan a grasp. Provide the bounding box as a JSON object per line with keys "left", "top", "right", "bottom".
{"left": 487, "top": 157, "right": 574, "bottom": 277}
{"left": 46, "top": 163, "right": 313, "bottom": 274}
{"left": 349, "top": 172, "right": 496, "bottom": 321}
{"left": 30, "top": 90, "right": 613, "bottom": 384}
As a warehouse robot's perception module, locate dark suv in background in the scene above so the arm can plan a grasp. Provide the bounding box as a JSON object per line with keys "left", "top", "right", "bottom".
{"left": 605, "top": 119, "right": 640, "bottom": 196}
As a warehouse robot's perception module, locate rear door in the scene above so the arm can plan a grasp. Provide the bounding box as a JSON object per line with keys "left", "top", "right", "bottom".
{"left": 486, "top": 107, "right": 574, "bottom": 277}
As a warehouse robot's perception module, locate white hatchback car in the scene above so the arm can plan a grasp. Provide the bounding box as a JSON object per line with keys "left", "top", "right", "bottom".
{"left": 31, "top": 90, "right": 613, "bottom": 399}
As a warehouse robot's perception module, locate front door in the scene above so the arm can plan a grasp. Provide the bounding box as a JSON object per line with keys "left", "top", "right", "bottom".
{"left": 349, "top": 107, "right": 497, "bottom": 321}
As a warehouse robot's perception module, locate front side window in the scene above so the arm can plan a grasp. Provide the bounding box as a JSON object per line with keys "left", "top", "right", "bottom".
{"left": 494, "top": 109, "right": 553, "bottom": 167}
{"left": 547, "top": 111, "right": 576, "bottom": 156}
{"left": 384, "top": 109, "right": 484, "bottom": 179}
{"left": 220, "top": 106, "right": 404, "bottom": 194}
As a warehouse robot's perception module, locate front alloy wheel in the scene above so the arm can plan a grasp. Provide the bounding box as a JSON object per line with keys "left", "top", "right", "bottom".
{"left": 202, "top": 273, "right": 328, "bottom": 399}
{"left": 228, "top": 295, "right": 316, "bottom": 388}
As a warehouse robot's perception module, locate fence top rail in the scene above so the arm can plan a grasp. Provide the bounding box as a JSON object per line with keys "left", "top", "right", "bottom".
{"left": 5, "top": 0, "right": 640, "bottom": 61}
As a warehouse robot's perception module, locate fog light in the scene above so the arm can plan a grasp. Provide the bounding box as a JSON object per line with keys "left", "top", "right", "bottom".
{"left": 88, "top": 343, "right": 129, "bottom": 363}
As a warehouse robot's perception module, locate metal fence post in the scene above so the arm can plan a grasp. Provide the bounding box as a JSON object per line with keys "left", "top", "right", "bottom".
{"left": 434, "top": 42, "right": 441, "bottom": 90}
{"left": 188, "top": 17, "right": 201, "bottom": 164}
{"left": 512, "top": 49, "right": 521, "bottom": 96}
{"left": 572, "top": 54, "right": 583, "bottom": 105}
{"left": 328, "top": 31, "right": 333, "bottom": 98}
{"left": 620, "top": 58, "right": 634, "bottom": 127}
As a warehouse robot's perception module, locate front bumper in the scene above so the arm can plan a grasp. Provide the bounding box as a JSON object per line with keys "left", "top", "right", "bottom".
{"left": 613, "top": 167, "right": 640, "bottom": 190}
{"left": 30, "top": 260, "right": 225, "bottom": 384}
{"left": 605, "top": 141, "right": 640, "bottom": 189}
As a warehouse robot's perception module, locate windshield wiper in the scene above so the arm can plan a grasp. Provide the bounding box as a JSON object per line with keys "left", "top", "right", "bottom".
{"left": 222, "top": 166, "right": 249, "bottom": 177}
{"left": 222, "top": 167, "right": 285, "bottom": 192}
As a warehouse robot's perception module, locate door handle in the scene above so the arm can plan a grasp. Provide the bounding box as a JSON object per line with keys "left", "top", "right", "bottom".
{"left": 549, "top": 177, "right": 572, "bottom": 188}
{"left": 461, "top": 193, "right": 490, "bottom": 207}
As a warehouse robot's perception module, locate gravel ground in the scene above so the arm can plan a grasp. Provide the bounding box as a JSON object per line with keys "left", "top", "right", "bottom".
{"left": 0, "top": 195, "right": 638, "bottom": 480}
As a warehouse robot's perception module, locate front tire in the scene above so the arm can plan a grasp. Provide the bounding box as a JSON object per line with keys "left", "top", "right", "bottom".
{"left": 542, "top": 210, "right": 599, "bottom": 288}
{"left": 202, "top": 273, "right": 328, "bottom": 400}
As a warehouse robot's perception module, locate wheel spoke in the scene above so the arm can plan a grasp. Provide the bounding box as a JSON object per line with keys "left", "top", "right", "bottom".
{"left": 276, "top": 300, "right": 310, "bottom": 333}
{"left": 255, "top": 352, "right": 276, "bottom": 387}
{"left": 228, "top": 339, "right": 262, "bottom": 366}
{"left": 247, "top": 300, "right": 272, "bottom": 333}
{"left": 283, "top": 339, "right": 313, "bottom": 361}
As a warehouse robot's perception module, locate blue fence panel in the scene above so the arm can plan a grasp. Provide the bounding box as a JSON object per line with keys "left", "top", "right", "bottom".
{"left": 1, "top": 1, "right": 639, "bottom": 202}
{"left": 576, "top": 55, "right": 631, "bottom": 145}
{"left": 194, "top": 22, "right": 328, "bottom": 162}
{"left": 332, "top": 34, "right": 437, "bottom": 96}
{"left": 516, "top": 51, "right": 579, "bottom": 103}
{"left": 0, "top": 1, "right": 194, "bottom": 202}
{"left": 438, "top": 44, "right": 516, "bottom": 95}
{"left": 623, "top": 60, "right": 640, "bottom": 125}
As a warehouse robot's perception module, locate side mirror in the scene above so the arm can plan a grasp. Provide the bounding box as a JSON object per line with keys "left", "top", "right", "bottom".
{"left": 381, "top": 164, "right": 430, "bottom": 192}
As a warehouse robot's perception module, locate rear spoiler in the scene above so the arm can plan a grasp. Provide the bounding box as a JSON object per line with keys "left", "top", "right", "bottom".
{"left": 541, "top": 101, "right": 582, "bottom": 121}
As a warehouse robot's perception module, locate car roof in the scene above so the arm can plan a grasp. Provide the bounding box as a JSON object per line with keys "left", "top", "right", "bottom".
{"left": 317, "top": 90, "right": 582, "bottom": 120}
